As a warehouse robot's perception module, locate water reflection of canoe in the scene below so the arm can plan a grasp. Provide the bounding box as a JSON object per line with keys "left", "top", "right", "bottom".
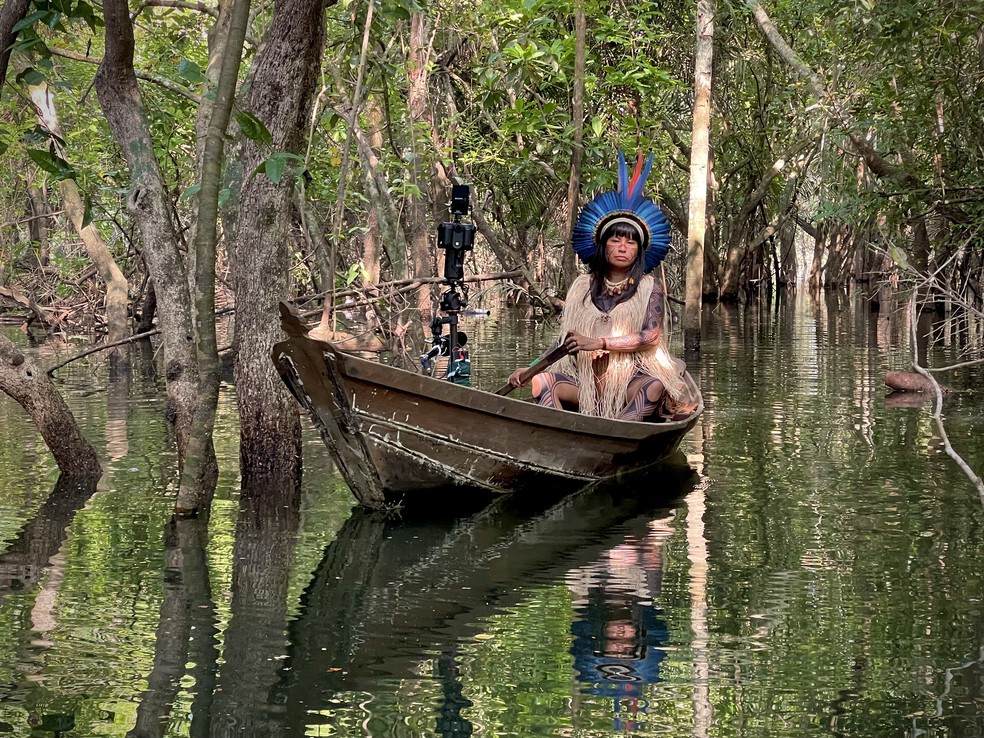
{"left": 272, "top": 302, "right": 703, "bottom": 508}
{"left": 276, "top": 461, "right": 698, "bottom": 726}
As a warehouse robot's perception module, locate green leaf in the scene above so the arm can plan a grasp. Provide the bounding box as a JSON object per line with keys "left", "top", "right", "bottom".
{"left": 253, "top": 152, "right": 303, "bottom": 184}
{"left": 12, "top": 11, "right": 48, "bottom": 32}
{"left": 264, "top": 155, "right": 286, "bottom": 183}
{"left": 235, "top": 110, "right": 272, "bottom": 144}
{"left": 81, "top": 192, "right": 93, "bottom": 228}
{"left": 180, "top": 182, "right": 201, "bottom": 201}
{"left": 27, "top": 148, "right": 76, "bottom": 180}
{"left": 177, "top": 59, "right": 205, "bottom": 84}
{"left": 16, "top": 67, "right": 45, "bottom": 86}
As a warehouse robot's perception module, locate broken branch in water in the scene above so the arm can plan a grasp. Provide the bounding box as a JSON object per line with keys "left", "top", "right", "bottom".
{"left": 907, "top": 296, "right": 984, "bottom": 501}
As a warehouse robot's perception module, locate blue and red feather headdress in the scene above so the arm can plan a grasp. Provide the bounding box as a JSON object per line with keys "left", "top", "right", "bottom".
{"left": 571, "top": 151, "right": 671, "bottom": 273}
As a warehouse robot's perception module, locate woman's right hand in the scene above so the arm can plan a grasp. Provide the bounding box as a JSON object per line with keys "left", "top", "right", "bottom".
{"left": 508, "top": 367, "right": 527, "bottom": 388}
{"left": 563, "top": 332, "right": 605, "bottom": 353}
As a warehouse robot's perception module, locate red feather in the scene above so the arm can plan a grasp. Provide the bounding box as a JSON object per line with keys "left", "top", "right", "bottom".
{"left": 627, "top": 151, "right": 645, "bottom": 198}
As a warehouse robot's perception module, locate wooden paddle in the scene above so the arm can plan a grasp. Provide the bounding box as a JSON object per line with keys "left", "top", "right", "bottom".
{"left": 494, "top": 335, "right": 572, "bottom": 396}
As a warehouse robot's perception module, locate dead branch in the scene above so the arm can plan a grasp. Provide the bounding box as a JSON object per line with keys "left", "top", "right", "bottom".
{"left": 908, "top": 296, "right": 984, "bottom": 501}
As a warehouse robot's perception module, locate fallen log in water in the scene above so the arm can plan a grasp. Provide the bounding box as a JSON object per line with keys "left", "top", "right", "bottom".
{"left": 885, "top": 370, "right": 949, "bottom": 394}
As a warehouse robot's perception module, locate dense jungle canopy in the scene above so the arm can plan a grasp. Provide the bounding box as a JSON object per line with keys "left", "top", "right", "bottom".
{"left": 0, "top": 0, "right": 982, "bottom": 505}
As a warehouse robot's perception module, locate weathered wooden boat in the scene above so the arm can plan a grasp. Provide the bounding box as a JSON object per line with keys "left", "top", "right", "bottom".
{"left": 272, "top": 302, "right": 702, "bottom": 508}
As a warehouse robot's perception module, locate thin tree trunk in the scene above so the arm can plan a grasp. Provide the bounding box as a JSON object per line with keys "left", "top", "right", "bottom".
{"left": 23, "top": 77, "right": 130, "bottom": 359}
{"left": 174, "top": 0, "right": 251, "bottom": 513}
{"left": 361, "top": 98, "right": 386, "bottom": 284}
{"left": 0, "top": 334, "right": 101, "bottom": 477}
{"left": 563, "top": 0, "right": 586, "bottom": 291}
{"left": 25, "top": 178, "right": 51, "bottom": 266}
{"left": 60, "top": 179, "right": 130, "bottom": 355}
{"left": 408, "top": 12, "right": 435, "bottom": 320}
{"left": 685, "top": 0, "right": 714, "bottom": 352}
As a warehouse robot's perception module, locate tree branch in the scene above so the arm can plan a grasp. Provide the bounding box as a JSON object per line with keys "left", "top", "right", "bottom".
{"left": 49, "top": 46, "right": 201, "bottom": 103}
{"left": 908, "top": 295, "right": 984, "bottom": 501}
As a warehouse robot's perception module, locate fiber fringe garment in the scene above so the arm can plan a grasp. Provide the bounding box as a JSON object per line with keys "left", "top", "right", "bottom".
{"left": 553, "top": 274, "right": 692, "bottom": 419}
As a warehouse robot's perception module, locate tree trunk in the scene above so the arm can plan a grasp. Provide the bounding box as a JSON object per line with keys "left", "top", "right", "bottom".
{"left": 95, "top": 0, "right": 204, "bottom": 469}
{"left": 0, "top": 334, "right": 101, "bottom": 477}
{"left": 225, "top": 0, "right": 327, "bottom": 483}
{"left": 0, "top": 0, "right": 31, "bottom": 84}
{"left": 807, "top": 223, "right": 821, "bottom": 292}
{"left": 25, "top": 177, "right": 51, "bottom": 266}
{"left": 562, "top": 0, "right": 586, "bottom": 290}
{"left": 353, "top": 127, "right": 410, "bottom": 279}
{"left": 685, "top": 0, "right": 714, "bottom": 351}
{"left": 361, "top": 98, "right": 386, "bottom": 284}
{"left": 59, "top": 178, "right": 131, "bottom": 359}
{"left": 22, "top": 76, "right": 130, "bottom": 360}
{"left": 408, "top": 12, "right": 435, "bottom": 320}
{"left": 174, "top": 0, "right": 251, "bottom": 513}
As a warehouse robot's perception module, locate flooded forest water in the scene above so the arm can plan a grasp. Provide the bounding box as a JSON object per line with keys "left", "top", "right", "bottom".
{"left": 1, "top": 293, "right": 983, "bottom": 738}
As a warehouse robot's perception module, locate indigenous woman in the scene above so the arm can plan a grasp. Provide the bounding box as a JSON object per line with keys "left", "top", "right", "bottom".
{"left": 508, "top": 152, "right": 697, "bottom": 422}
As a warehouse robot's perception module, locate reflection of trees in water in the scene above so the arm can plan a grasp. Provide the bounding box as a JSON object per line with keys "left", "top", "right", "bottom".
{"left": 126, "top": 515, "right": 214, "bottom": 738}
{"left": 209, "top": 481, "right": 301, "bottom": 738}
{"left": 1, "top": 461, "right": 699, "bottom": 736}
{"left": 0, "top": 475, "right": 98, "bottom": 732}
{"left": 125, "top": 478, "right": 302, "bottom": 738}
{"left": 0, "top": 475, "right": 98, "bottom": 601}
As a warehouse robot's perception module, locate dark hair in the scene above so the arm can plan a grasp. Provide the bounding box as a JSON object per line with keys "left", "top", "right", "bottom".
{"left": 586, "top": 221, "right": 646, "bottom": 306}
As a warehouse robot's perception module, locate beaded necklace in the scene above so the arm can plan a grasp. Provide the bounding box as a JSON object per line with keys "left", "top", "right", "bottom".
{"left": 602, "top": 276, "right": 633, "bottom": 297}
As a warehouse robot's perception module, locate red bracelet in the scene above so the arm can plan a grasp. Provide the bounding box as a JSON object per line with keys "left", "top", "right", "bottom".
{"left": 602, "top": 338, "right": 608, "bottom": 350}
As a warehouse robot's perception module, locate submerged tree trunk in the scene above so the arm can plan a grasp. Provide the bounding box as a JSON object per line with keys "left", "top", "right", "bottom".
{"left": 0, "top": 335, "right": 101, "bottom": 477}
{"left": 174, "top": 0, "right": 251, "bottom": 514}
{"left": 225, "top": 0, "right": 327, "bottom": 483}
{"left": 685, "top": 0, "right": 714, "bottom": 351}
{"left": 95, "top": 0, "right": 205, "bottom": 474}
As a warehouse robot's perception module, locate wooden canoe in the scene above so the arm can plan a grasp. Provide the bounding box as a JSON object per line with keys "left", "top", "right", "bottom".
{"left": 272, "top": 302, "right": 702, "bottom": 508}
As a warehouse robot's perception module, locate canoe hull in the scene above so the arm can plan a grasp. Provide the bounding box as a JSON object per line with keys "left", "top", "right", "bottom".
{"left": 273, "top": 306, "right": 701, "bottom": 507}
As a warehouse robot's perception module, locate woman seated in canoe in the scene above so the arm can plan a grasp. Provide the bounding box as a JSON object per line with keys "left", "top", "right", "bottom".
{"left": 508, "top": 152, "right": 697, "bottom": 422}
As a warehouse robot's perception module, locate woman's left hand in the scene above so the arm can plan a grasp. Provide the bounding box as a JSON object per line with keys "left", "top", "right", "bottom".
{"left": 564, "top": 332, "right": 605, "bottom": 353}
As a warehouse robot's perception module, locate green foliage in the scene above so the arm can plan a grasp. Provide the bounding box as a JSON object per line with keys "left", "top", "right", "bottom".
{"left": 27, "top": 148, "right": 76, "bottom": 180}
{"left": 254, "top": 152, "right": 305, "bottom": 184}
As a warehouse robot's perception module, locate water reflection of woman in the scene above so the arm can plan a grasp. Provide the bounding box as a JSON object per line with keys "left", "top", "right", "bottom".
{"left": 567, "top": 516, "right": 673, "bottom": 732}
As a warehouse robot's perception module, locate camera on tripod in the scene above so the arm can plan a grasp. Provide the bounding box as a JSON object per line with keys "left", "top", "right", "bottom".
{"left": 421, "top": 183, "right": 478, "bottom": 385}
{"left": 437, "top": 184, "right": 476, "bottom": 282}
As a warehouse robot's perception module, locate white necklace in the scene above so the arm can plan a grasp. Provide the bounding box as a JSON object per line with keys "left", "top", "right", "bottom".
{"left": 603, "top": 276, "right": 630, "bottom": 296}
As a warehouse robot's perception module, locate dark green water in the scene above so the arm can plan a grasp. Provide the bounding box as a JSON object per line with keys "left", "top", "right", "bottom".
{"left": 1, "top": 294, "right": 983, "bottom": 737}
